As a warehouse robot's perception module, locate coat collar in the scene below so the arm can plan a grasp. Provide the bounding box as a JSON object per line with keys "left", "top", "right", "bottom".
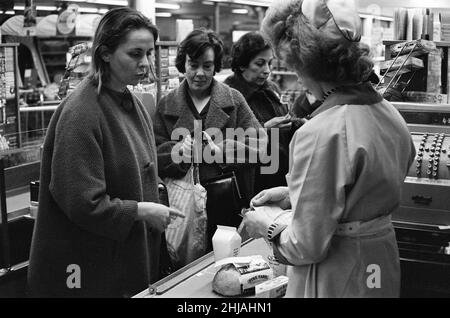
{"left": 163, "top": 79, "right": 234, "bottom": 131}
{"left": 310, "top": 81, "right": 383, "bottom": 118}
{"left": 225, "top": 73, "right": 278, "bottom": 101}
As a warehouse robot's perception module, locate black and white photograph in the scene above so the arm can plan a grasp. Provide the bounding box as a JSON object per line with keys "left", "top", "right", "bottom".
{"left": 0, "top": 0, "right": 449, "bottom": 304}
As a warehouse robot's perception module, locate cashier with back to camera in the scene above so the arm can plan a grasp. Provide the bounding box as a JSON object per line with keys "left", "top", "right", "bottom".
{"left": 242, "top": 0, "right": 416, "bottom": 298}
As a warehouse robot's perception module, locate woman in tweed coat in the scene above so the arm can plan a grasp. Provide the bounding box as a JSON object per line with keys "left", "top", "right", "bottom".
{"left": 28, "top": 8, "right": 182, "bottom": 298}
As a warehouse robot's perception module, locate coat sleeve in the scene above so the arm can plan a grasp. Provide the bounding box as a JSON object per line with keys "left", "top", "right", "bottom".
{"left": 153, "top": 96, "right": 191, "bottom": 179}
{"left": 221, "top": 90, "right": 268, "bottom": 169}
{"left": 272, "top": 118, "right": 352, "bottom": 265}
{"left": 48, "top": 107, "right": 137, "bottom": 242}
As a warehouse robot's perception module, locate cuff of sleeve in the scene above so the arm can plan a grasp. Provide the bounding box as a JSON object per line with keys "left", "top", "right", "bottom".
{"left": 115, "top": 200, "right": 138, "bottom": 242}
{"left": 272, "top": 237, "right": 295, "bottom": 266}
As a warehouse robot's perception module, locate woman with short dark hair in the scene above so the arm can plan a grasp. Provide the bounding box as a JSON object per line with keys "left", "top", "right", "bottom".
{"left": 243, "top": 0, "right": 416, "bottom": 298}
{"left": 28, "top": 7, "right": 182, "bottom": 297}
{"left": 225, "top": 31, "right": 293, "bottom": 193}
{"left": 154, "top": 29, "right": 265, "bottom": 267}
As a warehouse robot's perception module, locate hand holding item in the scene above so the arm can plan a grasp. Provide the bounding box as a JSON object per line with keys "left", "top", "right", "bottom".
{"left": 177, "top": 134, "right": 193, "bottom": 161}
{"left": 202, "top": 131, "right": 222, "bottom": 157}
{"left": 251, "top": 186, "right": 291, "bottom": 210}
{"left": 137, "top": 202, "right": 184, "bottom": 232}
{"left": 242, "top": 205, "right": 292, "bottom": 240}
{"left": 264, "top": 114, "right": 292, "bottom": 129}
{"left": 242, "top": 209, "right": 273, "bottom": 239}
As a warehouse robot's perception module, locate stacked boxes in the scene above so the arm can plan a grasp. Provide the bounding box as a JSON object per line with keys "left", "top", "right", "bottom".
{"left": 157, "top": 42, "right": 179, "bottom": 101}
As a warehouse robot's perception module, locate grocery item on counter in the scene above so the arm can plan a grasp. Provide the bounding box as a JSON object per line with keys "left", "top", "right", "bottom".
{"left": 212, "top": 225, "right": 241, "bottom": 262}
{"left": 255, "top": 275, "right": 289, "bottom": 298}
{"left": 212, "top": 255, "right": 274, "bottom": 296}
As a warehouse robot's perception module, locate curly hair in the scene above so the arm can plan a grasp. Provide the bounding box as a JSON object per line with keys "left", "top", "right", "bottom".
{"left": 90, "top": 7, "right": 158, "bottom": 93}
{"left": 230, "top": 31, "right": 272, "bottom": 74}
{"left": 175, "top": 28, "right": 224, "bottom": 74}
{"left": 261, "top": 0, "right": 373, "bottom": 83}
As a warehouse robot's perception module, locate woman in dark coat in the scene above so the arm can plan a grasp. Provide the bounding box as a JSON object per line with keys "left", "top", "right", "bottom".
{"left": 224, "top": 32, "right": 293, "bottom": 194}
{"left": 154, "top": 29, "right": 265, "bottom": 253}
{"left": 27, "top": 8, "right": 182, "bottom": 298}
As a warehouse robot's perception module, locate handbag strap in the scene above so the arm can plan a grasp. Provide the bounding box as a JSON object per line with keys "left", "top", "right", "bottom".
{"left": 192, "top": 136, "right": 200, "bottom": 185}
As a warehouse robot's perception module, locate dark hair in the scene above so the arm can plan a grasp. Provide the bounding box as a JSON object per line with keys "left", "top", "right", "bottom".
{"left": 90, "top": 7, "right": 159, "bottom": 92}
{"left": 230, "top": 31, "right": 272, "bottom": 74}
{"left": 261, "top": 0, "right": 373, "bottom": 83}
{"left": 175, "top": 28, "right": 224, "bottom": 74}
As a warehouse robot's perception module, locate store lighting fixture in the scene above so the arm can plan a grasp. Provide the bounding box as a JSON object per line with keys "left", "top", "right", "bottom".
{"left": 202, "top": 1, "right": 215, "bottom": 5}
{"left": 13, "top": 6, "right": 25, "bottom": 10}
{"left": 78, "top": 7, "right": 101, "bottom": 13}
{"left": 86, "top": 0, "right": 128, "bottom": 6}
{"left": 208, "top": 0, "right": 270, "bottom": 6}
{"left": 155, "top": 12, "right": 172, "bottom": 17}
{"left": 155, "top": 3, "right": 181, "bottom": 10}
{"left": 36, "top": 6, "right": 58, "bottom": 11}
{"left": 2, "top": 10, "right": 15, "bottom": 15}
{"left": 232, "top": 9, "right": 248, "bottom": 14}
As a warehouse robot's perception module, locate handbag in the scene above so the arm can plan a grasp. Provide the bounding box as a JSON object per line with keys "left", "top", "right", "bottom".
{"left": 203, "top": 171, "right": 245, "bottom": 245}
{"left": 164, "top": 163, "right": 208, "bottom": 269}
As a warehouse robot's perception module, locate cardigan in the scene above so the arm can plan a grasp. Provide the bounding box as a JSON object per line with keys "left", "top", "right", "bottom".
{"left": 28, "top": 77, "right": 162, "bottom": 297}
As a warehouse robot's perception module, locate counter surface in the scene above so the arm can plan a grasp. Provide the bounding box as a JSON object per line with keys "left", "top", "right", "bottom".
{"left": 134, "top": 238, "right": 272, "bottom": 298}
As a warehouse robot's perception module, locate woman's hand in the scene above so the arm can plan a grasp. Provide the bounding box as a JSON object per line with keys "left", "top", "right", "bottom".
{"left": 264, "top": 114, "right": 292, "bottom": 129}
{"left": 176, "top": 134, "right": 193, "bottom": 162}
{"left": 242, "top": 210, "right": 273, "bottom": 239}
{"left": 137, "top": 202, "right": 184, "bottom": 232}
{"left": 202, "top": 131, "right": 222, "bottom": 157}
{"left": 251, "top": 186, "right": 291, "bottom": 210}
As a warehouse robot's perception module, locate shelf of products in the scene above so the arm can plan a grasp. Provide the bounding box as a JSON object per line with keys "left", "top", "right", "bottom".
{"left": 0, "top": 44, "right": 21, "bottom": 151}
{"left": 382, "top": 40, "right": 450, "bottom": 103}
{"left": 270, "top": 58, "right": 303, "bottom": 110}
{"left": 155, "top": 41, "right": 179, "bottom": 102}
{"left": 37, "top": 36, "right": 91, "bottom": 83}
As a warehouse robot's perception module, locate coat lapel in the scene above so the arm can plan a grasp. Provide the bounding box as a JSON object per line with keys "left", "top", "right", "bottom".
{"left": 204, "top": 79, "right": 233, "bottom": 130}
{"left": 162, "top": 79, "right": 234, "bottom": 132}
{"left": 162, "top": 80, "right": 196, "bottom": 132}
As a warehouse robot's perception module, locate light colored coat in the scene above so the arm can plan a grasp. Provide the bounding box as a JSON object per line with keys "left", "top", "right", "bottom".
{"left": 273, "top": 83, "right": 415, "bottom": 298}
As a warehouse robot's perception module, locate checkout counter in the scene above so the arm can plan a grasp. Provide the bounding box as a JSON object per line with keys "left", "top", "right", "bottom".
{"left": 134, "top": 238, "right": 271, "bottom": 298}
{"left": 134, "top": 102, "right": 450, "bottom": 298}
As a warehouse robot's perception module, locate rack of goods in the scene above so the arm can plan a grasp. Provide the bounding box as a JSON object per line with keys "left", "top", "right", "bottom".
{"left": 155, "top": 41, "right": 179, "bottom": 102}
{"left": 0, "top": 44, "right": 20, "bottom": 151}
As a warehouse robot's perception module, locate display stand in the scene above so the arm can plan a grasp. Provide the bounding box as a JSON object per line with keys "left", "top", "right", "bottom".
{"left": 155, "top": 41, "right": 179, "bottom": 103}
{"left": 0, "top": 43, "right": 21, "bottom": 149}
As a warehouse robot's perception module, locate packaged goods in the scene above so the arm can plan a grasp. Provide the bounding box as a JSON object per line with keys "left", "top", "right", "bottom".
{"left": 441, "top": 13, "right": 450, "bottom": 41}
{"left": 403, "top": 91, "right": 448, "bottom": 104}
{"left": 212, "top": 255, "right": 274, "bottom": 296}
{"left": 212, "top": 225, "right": 241, "bottom": 262}
{"left": 380, "top": 56, "right": 424, "bottom": 75}
{"left": 389, "top": 39, "right": 436, "bottom": 57}
{"left": 255, "top": 275, "right": 289, "bottom": 298}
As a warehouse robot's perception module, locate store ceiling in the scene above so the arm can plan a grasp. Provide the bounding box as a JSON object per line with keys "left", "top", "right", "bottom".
{"left": 6, "top": 0, "right": 450, "bottom": 19}
{"left": 5, "top": 0, "right": 258, "bottom": 19}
